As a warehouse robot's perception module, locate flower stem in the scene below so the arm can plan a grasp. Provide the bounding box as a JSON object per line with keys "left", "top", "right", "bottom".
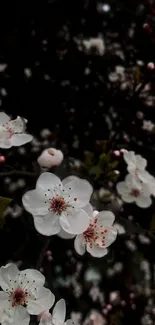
{"left": 36, "top": 236, "right": 51, "bottom": 270}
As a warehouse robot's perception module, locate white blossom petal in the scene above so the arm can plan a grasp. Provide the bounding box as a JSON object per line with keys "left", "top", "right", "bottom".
{"left": 74, "top": 235, "right": 86, "bottom": 255}
{"left": 13, "top": 306, "right": 30, "bottom": 325}
{"left": 63, "top": 179, "right": 93, "bottom": 208}
{"left": 136, "top": 155, "right": 147, "bottom": 170}
{"left": 36, "top": 172, "right": 62, "bottom": 192}
{"left": 58, "top": 228, "right": 75, "bottom": 239}
{"left": 20, "top": 269, "right": 45, "bottom": 287}
{"left": 27, "top": 287, "right": 55, "bottom": 315}
{"left": 52, "top": 299, "right": 66, "bottom": 324}
{"left": 62, "top": 175, "right": 79, "bottom": 186}
{"left": 10, "top": 117, "right": 25, "bottom": 133}
{"left": 11, "top": 134, "right": 33, "bottom": 146}
{"left": 123, "top": 151, "right": 135, "bottom": 165}
{"left": 87, "top": 245, "right": 108, "bottom": 258}
{"left": 65, "top": 320, "right": 73, "bottom": 325}
{"left": 22, "top": 190, "right": 48, "bottom": 216}
{"left": 104, "top": 226, "right": 117, "bottom": 247}
{"left": 0, "top": 292, "right": 9, "bottom": 308}
{"left": 83, "top": 204, "right": 93, "bottom": 217}
{"left": 60, "top": 209, "right": 89, "bottom": 234}
{"left": 0, "top": 263, "right": 18, "bottom": 291}
{"left": 116, "top": 181, "right": 128, "bottom": 195}
{"left": 0, "top": 112, "right": 10, "bottom": 125}
{"left": 39, "top": 313, "right": 52, "bottom": 325}
{"left": 96, "top": 211, "right": 115, "bottom": 227}
{"left": 33, "top": 212, "right": 61, "bottom": 236}
{"left": 136, "top": 195, "right": 152, "bottom": 208}
{"left": 121, "top": 193, "right": 135, "bottom": 203}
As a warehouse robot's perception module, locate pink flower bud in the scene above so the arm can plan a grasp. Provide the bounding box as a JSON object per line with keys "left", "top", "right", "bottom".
{"left": 147, "top": 62, "right": 155, "bottom": 70}
{"left": 37, "top": 148, "right": 64, "bottom": 168}
{"left": 0, "top": 156, "right": 6, "bottom": 163}
{"left": 47, "top": 255, "right": 53, "bottom": 262}
{"left": 37, "top": 311, "right": 51, "bottom": 321}
{"left": 46, "top": 250, "right": 52, "bottom": 256}
{"left": 113, "top": 150, "right": 120, "bottom": 157}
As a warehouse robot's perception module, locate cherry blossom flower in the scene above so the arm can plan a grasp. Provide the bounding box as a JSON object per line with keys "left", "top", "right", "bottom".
{"left": 22, "top": 172, "right": 93, "bottom": 236}
{"left": 74, "top": 208, "right": 117, "bottom": 258}
{"left": 39, "top": 299, "right": 73, "bottom": 325}
{"left": 0, "top": 112, "right": 33, "bottom": 148}
{"left": 123, "top": 150, "right": 155, "bottom": 196}
{"left": 0, "top": 263, "right": 55, "bottom": 325}
{"left": 37, "top": 148, "right": 64, "bottom": 168}
{"left": 116, "top": 174, "right": 152, "bottom": 208}
{"left": 81, "top": 37, "right": 105, "bottom": 55}
{"left": 123, "top": 150, "right": 147, "bottom": 175}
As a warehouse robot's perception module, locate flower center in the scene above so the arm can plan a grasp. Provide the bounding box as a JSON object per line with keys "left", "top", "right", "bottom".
{"left": 83, "top": 218, "right": 108, "bottom": 248}
{"left": 49, "top": 196, "right": 67, "bottom": 215}
{"left": 10, "top": 289, "right": 27, "bottom": 307}
{"left": 131, "top": 188, "right": 141, "bottom": 197}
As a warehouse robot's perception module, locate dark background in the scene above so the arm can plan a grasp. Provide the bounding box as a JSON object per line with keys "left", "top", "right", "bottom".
{"left": 1, "top": 1, "right": 155, "bottom": 324}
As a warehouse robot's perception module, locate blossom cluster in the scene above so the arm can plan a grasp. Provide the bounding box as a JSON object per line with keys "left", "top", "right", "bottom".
{"left": 22, "top": 174, "right": 117, "bottom": 258}
{"left": 117, "top": 150, "right": 155, "bottom": 208}
{"left": 0, "top": 263, "right": 72, "bottom": 325}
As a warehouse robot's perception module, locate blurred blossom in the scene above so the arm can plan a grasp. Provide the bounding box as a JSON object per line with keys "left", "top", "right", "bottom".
{"left": 142, "top": 120, "right": 154, "bottom": 131}
{"left": 114, "top": 223, "right": 125, "bottom": 234}
{"left": 89, "top": 286, "right": 101, "bottom": 302}
{"left": 138, "top": 234, "right": 150, "bottom": 244}
{"left": 84, "top": 268, "right": 101, "bottom": 283}
{"left": 109, "top": 291, "right": 120, "bottom": 304}
{"left": 81, "top": 37, "right": 105, "bottom": 56}
{"left": 147, "top": 62, "right": 155, "bottom": 70}
{"left": 71, "top": 312, "right": 82, "bottom": 325}
{"left": 84, "top": 311, "right": 106, "bottom": 325}
{"left": 37, "top": 148, "right": 64, "bottom": 168}
{"left": 125, "top": 240, "right": 137, "bottom": 252}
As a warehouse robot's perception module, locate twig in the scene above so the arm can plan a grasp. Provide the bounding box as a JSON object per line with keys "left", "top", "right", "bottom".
{"left": 36, "top": 237, "right": 51, "bottom": 270}
{"left": 0, "top": 170, "right": 38, "bottom": 177}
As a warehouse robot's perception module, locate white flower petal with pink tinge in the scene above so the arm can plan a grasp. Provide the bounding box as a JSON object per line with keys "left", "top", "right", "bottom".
{"left": 33, "top": 212, "right": 61, "bottom": 236}
{"left": 60, "top": 209, "right": 89, "bottom": 234}
{"left": 37, "top": 148, "right": 64, "bottom": 168}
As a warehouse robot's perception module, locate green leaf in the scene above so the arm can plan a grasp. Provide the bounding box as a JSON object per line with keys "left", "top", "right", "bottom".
{"left": 108, "top": 160, "right": 119, "bottom": 171}
{"left": 84, "top": 151, "right": 94, "bottom": 168}
{"left": 89, "top": 165, "right": 102, "bottom": 180}
{"left": 0, "top": 197, "right": 12, "bottom": 228}
{"left": 98, "top": 153, "right": 110, "bottom": 168}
